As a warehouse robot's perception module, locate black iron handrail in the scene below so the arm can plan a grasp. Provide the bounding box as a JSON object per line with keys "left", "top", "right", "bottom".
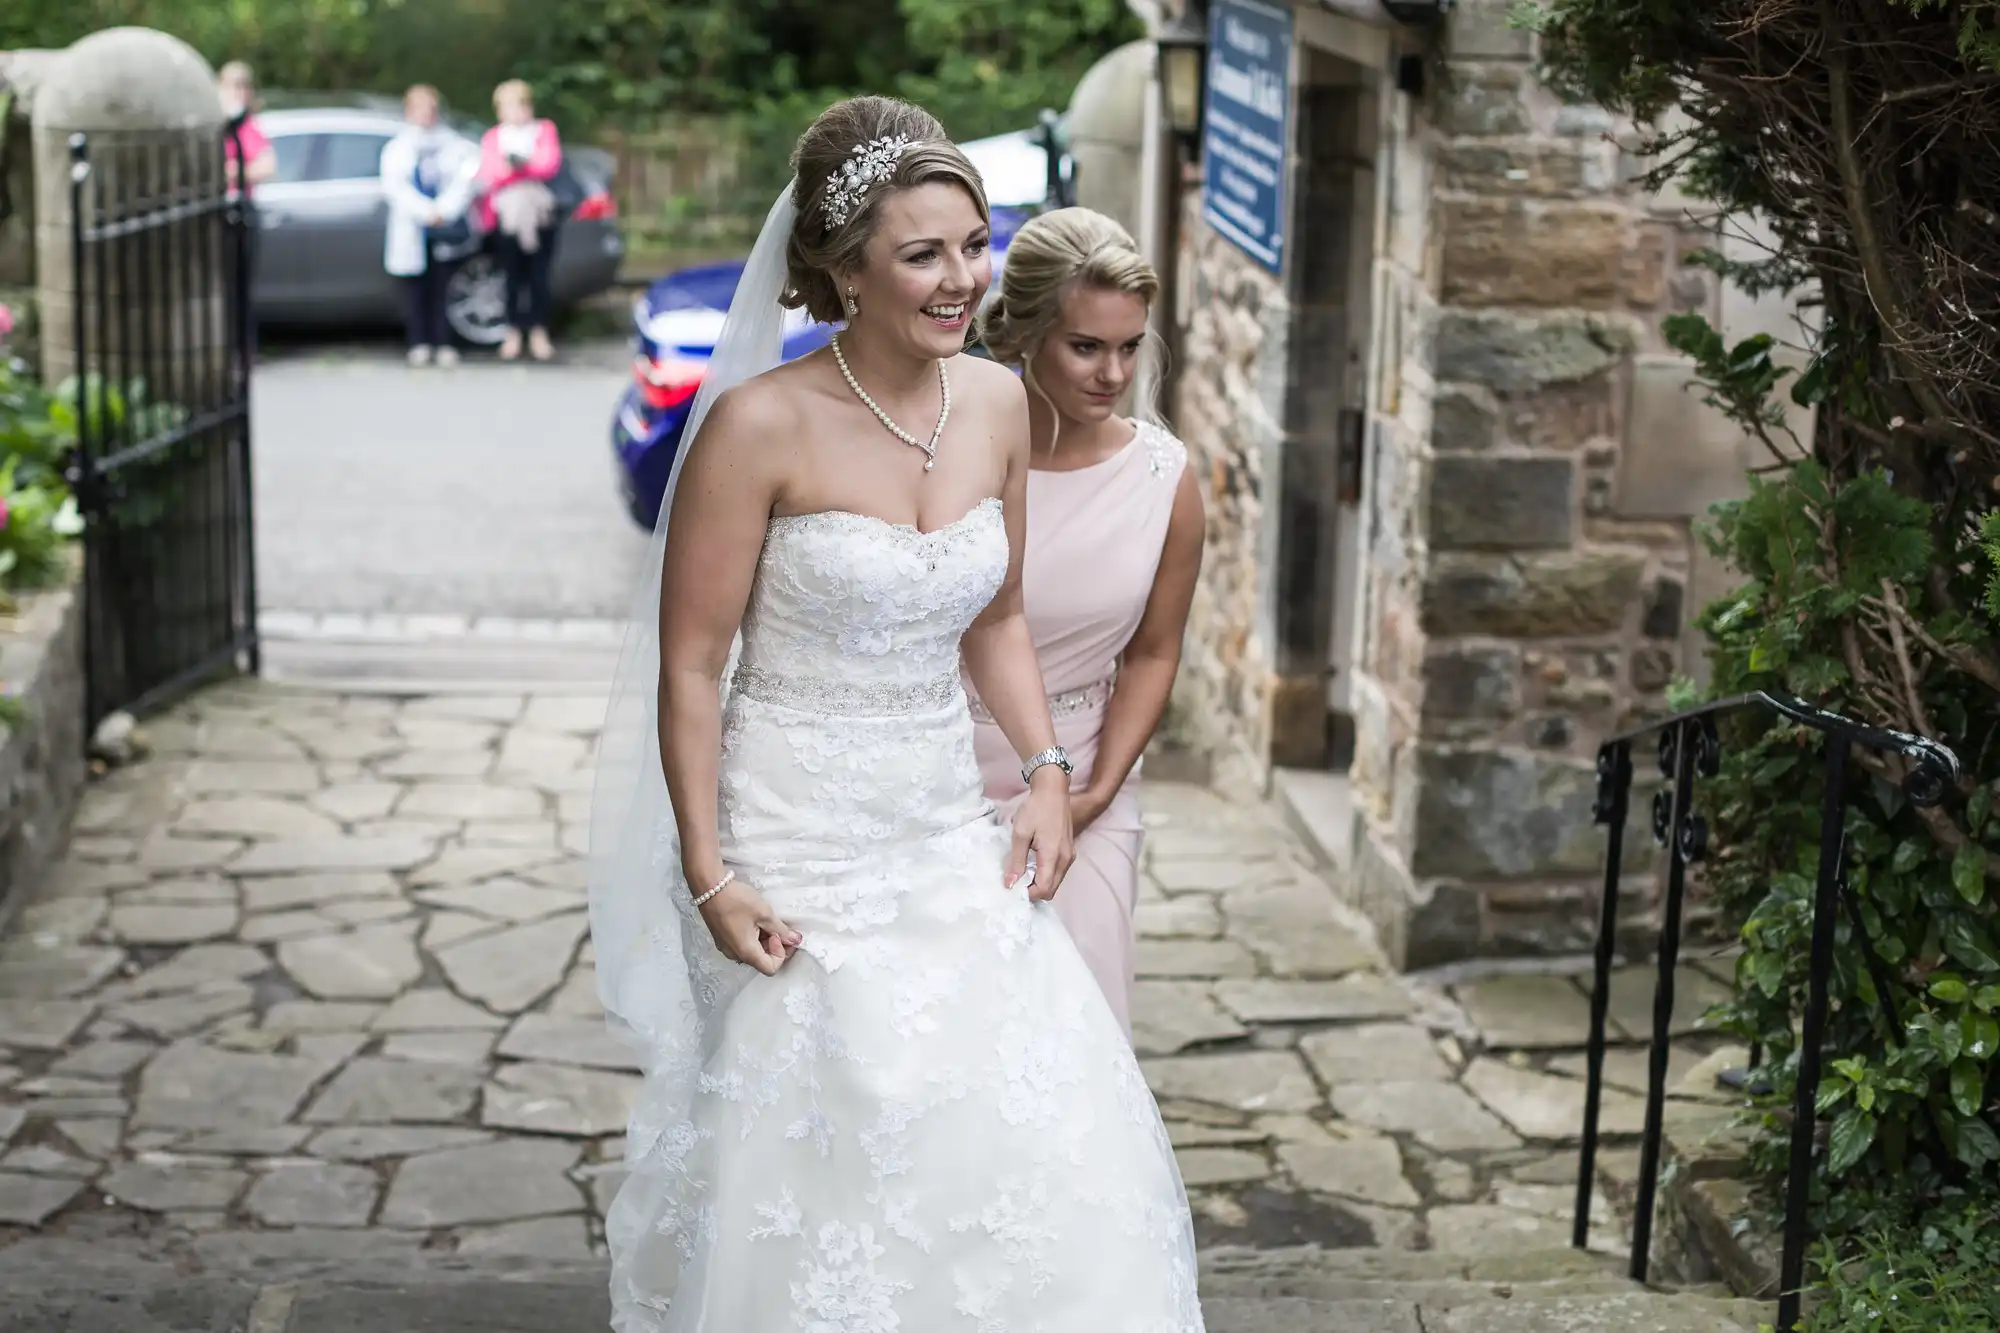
{"left": 1571, "top": 689, "right": 1959, "bottom": 1332}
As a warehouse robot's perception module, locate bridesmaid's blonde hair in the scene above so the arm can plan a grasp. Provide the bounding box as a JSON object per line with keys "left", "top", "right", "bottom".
{"left": 978, "top": 207, "right": 1165, "bottom": 439}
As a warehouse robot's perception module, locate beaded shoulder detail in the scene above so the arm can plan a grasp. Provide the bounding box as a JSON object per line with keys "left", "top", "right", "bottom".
{"left": 1135, "top": 421, "right": 1188, "bottom": 482}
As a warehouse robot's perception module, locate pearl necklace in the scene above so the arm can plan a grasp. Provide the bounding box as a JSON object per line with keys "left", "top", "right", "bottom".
{"left": 831, "top": 333, "right": 950, "bottom": 472}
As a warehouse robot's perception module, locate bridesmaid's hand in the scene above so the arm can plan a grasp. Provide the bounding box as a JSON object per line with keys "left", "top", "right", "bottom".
{"left": 696, "top": 879, "right": 801, "bottom": 976}
{"left": 1008, "top": 772, "right": 1075, "bottom": 903}
{"left": 1070, "top": 787, "right": 1113, "bottom": 834}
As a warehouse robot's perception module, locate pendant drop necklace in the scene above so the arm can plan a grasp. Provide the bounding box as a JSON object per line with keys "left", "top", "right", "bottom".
{"left": 832, "top": 333, "right": 950, "bottom": 471}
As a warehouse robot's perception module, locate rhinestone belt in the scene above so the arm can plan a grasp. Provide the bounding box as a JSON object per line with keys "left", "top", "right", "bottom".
{"left": 732, "top": 664, "right": 963, "bottom": 717}
{"left": 967, "top": 673, "right": 1114, "bottom": 725}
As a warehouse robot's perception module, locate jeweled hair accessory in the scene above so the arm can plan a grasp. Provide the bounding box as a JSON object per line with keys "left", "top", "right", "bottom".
{"left": 823, "top": 135, "right": 915, "bottom": 229}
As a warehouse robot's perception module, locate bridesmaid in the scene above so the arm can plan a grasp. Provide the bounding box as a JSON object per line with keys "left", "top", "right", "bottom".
{"left": 971, "top": 208, "right": 1205, "bottom": 1037}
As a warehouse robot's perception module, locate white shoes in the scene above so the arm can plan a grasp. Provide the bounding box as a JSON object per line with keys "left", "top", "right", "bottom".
{"left": 435, "top": 345, "right": 460, "bottom": 368}
{"left": 408, "top": 345, "right": 460, "bottom": 368}
{"left": 407, "top": 345, "right": 433, "bottom": 367}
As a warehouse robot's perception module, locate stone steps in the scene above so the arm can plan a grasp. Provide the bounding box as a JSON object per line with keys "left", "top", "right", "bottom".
{"left": 0, "top": 1243, "right": 1771, "bottom": 1333}
{"left": 1196, "top": 1246, "right": 1769, "bottom": 1331}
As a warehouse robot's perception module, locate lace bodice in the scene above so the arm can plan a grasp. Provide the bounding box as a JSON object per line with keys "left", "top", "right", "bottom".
{"left": 735, "top": 497, "right": 1006, "bottom": 710}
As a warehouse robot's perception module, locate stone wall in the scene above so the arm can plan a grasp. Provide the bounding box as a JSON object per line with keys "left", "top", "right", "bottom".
{"left": 0, "top": 560, "right": 87, "bottom": 933}
{"left": 1157, "top": 0, "right": 1764, "bottom": 968}
{"left": 1166, "top": 179, "right": 1291, "bottom": 798}
{"left": 1359, "top": 1, "right": 1724, "bottom": 967}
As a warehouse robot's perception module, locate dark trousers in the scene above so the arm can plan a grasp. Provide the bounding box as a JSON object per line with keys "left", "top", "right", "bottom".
{"left": 494, "top": 227, "right": 556, "bottom": 332}
{"left": 400, "top": 258, "right": 460, "bottom": 348}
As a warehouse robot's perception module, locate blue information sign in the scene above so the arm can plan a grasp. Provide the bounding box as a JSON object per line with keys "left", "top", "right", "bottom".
{"left": 1201, "top": 0, "right": 1292, "bottom": 274}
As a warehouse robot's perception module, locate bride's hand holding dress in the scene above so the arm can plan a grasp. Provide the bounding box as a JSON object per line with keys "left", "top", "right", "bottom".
{"left": 954, "top": 377, "right": 1076, "bottom": 902}
{"left": 653, "top": 384, "right": 808, "bottom": 976}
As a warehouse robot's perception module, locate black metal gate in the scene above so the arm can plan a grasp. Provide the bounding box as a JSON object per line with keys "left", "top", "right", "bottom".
{"left": 67, "top": 122, "right": 259, "bottom": 729}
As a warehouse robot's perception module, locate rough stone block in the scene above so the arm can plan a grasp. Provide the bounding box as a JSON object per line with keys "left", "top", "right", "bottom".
{"left": 1614, "top": 354, "right": 1758, "bottom": 520}
{"left": 1432, "top": 384, "right": 1500, "bottom": 452}
{"left": 1430, "top": 456, "right": 1576, "bottom": 549}
{"left": 1437, "top": 139, "right": 1617, "bottom": 199}
{"left": 1437, "top": 63, "right": 1538, "bottom": 137}
{"left": 1447, "top": 0, "right": 1536, "bottom": 59}
{"left": 1441, "top": 199, "right": 1633, "bottom": 308}
{"left": 1410, "top": 747, "right": 1602, "bottom": 879}
{"left": 1422, "top": 551, "right": 1646, "bottom": 637}
{"left": 1435, "top": 311, "right": 1636, "bottom": 393}
{"left": 1421, "top": 646, "right": 1521, "bottom": 730}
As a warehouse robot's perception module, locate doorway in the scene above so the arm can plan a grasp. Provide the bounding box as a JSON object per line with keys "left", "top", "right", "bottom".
{"left": 1271, "top": 46, "right": 1377, "bottom": 778}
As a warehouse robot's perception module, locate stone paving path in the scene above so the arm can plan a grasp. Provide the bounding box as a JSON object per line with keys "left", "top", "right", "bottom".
{"left": 0, "top": 680, "right": 1756, "bottom": 1329}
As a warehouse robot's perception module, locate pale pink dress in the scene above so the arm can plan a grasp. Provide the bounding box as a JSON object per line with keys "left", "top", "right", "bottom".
{"left": 969, "top": 420, "right": 1188, "bottom": 1037}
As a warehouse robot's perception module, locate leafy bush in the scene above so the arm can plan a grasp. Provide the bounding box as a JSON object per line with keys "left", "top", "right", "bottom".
{"left": 1, "top": 0, "right": 1136, "bottom": 141}
{"left": 0, "top": 342, "right": 83, "bottom": 599}
{"left": 1529, "top": 0, "right": 2000, "bottom": 1254}
{"left": 1801, "top": 1199, "right": 2000, "bottom": 1333}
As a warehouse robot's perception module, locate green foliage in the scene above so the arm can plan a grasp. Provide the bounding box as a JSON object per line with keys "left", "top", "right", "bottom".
{"left": 1800, "top": 1199, "right": 2000, "bottom": 1332}
{"left": 1531, "top": 0, "right": 2000, "bottom": 1288}
{"left": 0, "top": 354, "right": 83, "bottom": 601}
{"left": 1, "top": 0, "right": 1136, "bottom": 140}
{"left": 1682, "top": 309, "right": 2000, "bottom": 1205}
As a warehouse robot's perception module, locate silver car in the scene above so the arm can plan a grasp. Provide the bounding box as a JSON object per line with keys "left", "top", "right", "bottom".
{"left": 250, "top": 99, "right": 625, "bottom": 345}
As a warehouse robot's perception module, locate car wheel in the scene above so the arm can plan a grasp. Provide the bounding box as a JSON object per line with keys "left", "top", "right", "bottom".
{"left": 445, "top": 255, "right": 509, "bottom": 347}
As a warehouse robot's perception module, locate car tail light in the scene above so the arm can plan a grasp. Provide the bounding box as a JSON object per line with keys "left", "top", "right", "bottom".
{"left": 636, "top": 355, "right": 703, "bottom": 411}
{"left": 574, "top": 192, "right": 618, "bottom": 222}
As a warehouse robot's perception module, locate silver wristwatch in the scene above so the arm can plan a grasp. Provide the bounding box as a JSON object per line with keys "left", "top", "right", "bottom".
{"left": 1021, "top": 745, "right": 1073, "bottom": 786}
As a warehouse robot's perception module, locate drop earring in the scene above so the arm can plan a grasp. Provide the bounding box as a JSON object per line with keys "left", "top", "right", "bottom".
{"left": 845, "top": 286, "right": 859, "bottom": 319}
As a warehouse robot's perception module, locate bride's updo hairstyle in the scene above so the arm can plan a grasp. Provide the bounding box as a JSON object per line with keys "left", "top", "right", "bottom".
{"left": 783, "top": 96, "right": 990, "bottom": 325}
{"left": 979, "top": 207, "right": 1160, "bottom": 370}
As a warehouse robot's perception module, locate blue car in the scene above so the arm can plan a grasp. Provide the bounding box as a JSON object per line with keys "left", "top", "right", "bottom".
{"left": 612, "top": 124, "right": 1071, "bottom": 529}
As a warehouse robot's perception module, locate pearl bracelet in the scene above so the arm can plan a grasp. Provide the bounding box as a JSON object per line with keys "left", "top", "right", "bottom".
{"left": 691, "top": 869, "right": 735, "bottom": 909}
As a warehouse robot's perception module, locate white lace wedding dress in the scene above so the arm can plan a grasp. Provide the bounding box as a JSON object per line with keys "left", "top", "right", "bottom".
{"left": 605, "top": 495, "right": 1204, "bottom": 1332}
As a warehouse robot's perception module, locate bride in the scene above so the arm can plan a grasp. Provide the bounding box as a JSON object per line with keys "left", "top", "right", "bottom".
{"left": 587, "top": 95, "right": 1205, "bottom": 1330}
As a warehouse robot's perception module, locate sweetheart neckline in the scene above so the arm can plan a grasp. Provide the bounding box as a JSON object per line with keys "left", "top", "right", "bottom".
{"left": 765, "top": 495, "right": 1002, "bottom": 540}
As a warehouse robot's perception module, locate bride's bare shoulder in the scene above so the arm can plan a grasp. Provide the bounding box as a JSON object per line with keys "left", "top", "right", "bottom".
{"left": 700, "top": 359, "right": 822, "bottom": 439}
{"left": 953, "top": 353, "right": 1025, "bottom": 399}
{"left": 952, "top": 353, "right": 1027, "bottom": 426}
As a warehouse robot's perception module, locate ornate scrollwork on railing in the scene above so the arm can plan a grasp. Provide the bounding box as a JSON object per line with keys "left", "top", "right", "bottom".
{"left": 1575, "top": 688, "right": 1964, "bottom": 1333}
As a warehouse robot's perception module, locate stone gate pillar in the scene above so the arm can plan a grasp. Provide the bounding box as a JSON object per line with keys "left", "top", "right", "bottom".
{"left": 31, "top": 27, "right": 224, "bottom": 387}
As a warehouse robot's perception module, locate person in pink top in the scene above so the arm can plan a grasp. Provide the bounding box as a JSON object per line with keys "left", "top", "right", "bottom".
{"left": 217, "top": 61, "right": 276, "bottom": 195}
{"left": 477, "top": 79, "right": 565, "bottom": 361}
{"left": 972, "top": 208, "right": 1205, "bottom": 1037}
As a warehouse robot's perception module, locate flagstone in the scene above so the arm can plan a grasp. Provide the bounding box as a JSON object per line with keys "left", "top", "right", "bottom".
{"left": 379, "top": 1138, "right": 582, "bottom": 1228}
{"left": 415, "top": 879, "right": 581, "bottom": 924}
{"left": 309, "top": 783, "right": 405, "bottom": 823}
{"left": 481, "top": 1062, "right": 643, "bottom": 1137}
{"left": 133, "top": 1042, "right": 337, "bottom": 1131}
{"left": 433, "top": 914, "right": 586, "bottom": 1014}
{"left": 302, "top": 1058, "right": 483, "bottom": 1125}
{"left": 241, "top": 872, "right": 402, "bottom": 913}
{"left": 278, "top": 922, "right": 423, "bottom": 1000}
{"left": 107, "top": 902, "right": 242, "bottom": 946}
{"left": 1131, "top": 981, "right": 1250, "bottom": 1057}
{"left": 178, "top": 796, "right": 343, "bottom": 841}
{"left": 371, "top": 989, "right": 503, "bottom": 1032}
{"left": 495, "top": 1014, "right": 637, "bottom": 1071}
{"left": 246, "top": 1160, "right": 380, "bottom": 1227}
{"left": 184, "top": 760, "right": 323, "bottom": 796}
{"left": 0, "top": 1000, "right": 96, "bottom": 1051}
{"left": 0, "top": 1172, "right": 85, "bottom": 1225}
{"left": 306, "top": 1127, "right": 494, "bottom": 1161}
{"left": 400, "top": 784, "right": 544, "bottom": 822}
{"left": 232, "top": 838, "right": 437, "bottom": 875}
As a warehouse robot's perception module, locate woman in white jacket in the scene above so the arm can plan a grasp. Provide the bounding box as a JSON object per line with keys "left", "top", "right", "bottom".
{"left": 379, "top": 85, "right": 481, "bottom": 367}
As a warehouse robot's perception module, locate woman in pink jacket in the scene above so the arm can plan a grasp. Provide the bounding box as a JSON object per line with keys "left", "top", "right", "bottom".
{"left": 478, "top": 80, "right": 564, "bottom": 361}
